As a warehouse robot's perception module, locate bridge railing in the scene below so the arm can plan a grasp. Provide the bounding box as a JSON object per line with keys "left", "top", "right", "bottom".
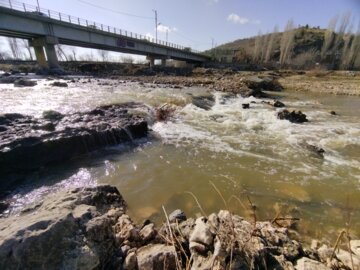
{"left": 0, "top": 0, "right": 202, "bottom": 54}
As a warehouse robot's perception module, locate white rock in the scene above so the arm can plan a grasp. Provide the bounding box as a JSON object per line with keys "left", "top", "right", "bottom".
{"left": 351, "top": 240, "right": 360, "bottom": 257}
{"left": 336, "top": 249, "right": 360, "bottom": 270}
{"left": 136, "top": 244, "right": 176, "bottom": 270}
{"left": 189, "top": 217, "right": 214, "bottom": 253}
{"left": 295, "top": 257, "right": 330, "bottom": 270}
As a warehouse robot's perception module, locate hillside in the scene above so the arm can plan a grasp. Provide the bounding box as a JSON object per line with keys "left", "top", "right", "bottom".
{"left": 208, "top": 27, "right": 360, "bottom": 69}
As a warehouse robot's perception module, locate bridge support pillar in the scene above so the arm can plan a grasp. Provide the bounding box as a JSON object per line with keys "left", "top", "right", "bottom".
{"left": 30, "top": 36, "right": 62, "bottom": 70}
{"left": 146, "top": 56, "right": 155, "bottom": 68}
{"left": 44, "top": 44, "right": 60, "bottom": 69}
{"left": 33, "top": 46, "right": 48, "bottom": 69}
{"left": 161, "top": 58, "right": 167, "bottom": 67}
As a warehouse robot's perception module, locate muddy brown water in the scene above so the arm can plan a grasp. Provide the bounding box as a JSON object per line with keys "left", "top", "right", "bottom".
{"left": 0, "top": 76, "right": 359, "bottom": 242}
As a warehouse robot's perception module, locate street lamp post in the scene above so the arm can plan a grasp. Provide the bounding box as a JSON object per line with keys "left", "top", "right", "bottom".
{"left": 152, "top": 9, "right": 158, "bottom": 43}
{"left": 36, "top": 0, "right": 40, "bottom": 11}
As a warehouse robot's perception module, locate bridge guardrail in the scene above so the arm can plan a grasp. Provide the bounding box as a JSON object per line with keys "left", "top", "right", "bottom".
{"left": 0, "top": 0, "right": 203, "bottom": 54}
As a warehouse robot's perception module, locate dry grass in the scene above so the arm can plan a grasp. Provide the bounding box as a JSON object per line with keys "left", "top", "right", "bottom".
{"left": 279, "top": 71, "right": 360, "bottom": 95}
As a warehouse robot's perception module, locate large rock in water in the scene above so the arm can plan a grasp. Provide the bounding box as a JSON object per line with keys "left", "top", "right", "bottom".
{"left": 0, "top": 185, "right": 126, "bottom": 270}
{"left": 0, "top": 103, "right": 148, "bottom": 184}
{"left": 243, "top": 76, "right": 283, "bottom": 91}
{"left": 277, "top": 109, "right": 308, "bottom": 123}
{"left": 191, "top": 94, "right": 215, "bottom": 110}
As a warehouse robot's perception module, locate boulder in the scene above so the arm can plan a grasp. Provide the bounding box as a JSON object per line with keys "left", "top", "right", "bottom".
{"left": 42, "top": 110, "right": 64, "bottom": 121}
{"left": 0, "top": 103, "right": 148, "bottom": 186}
{"left": 303, "top": 143, "right": 325, "bottom": 158}
{"left": 277, "top": 110, "right": 308, "bottom": 123}
{"left": 13, "top": 79, "right": 37, "bottom": 87}
{"left": 351, "top": 240, "right": 360, "bottom": 257}
{"left": 192, "top": 94, "right": 215, "bottom": 110}
{"left": 189, "top": 217, "right": 214, "bottom": 254}
{"left": 295, "top": 257, "right": 330, "bottom": 270}
{"left": 51, "top": 81, "right": 68, "bottom": 87}
{"left": 335, "top": 249, "right": 360, "bottom": 269}
{"left": 168, "top": 209, "right": 187, "bottom": 223}
{"left": 243, "top": 88, "right": 268, "bottom": 98}
{"left": 273, "top": 100, "right": 285, "bottom": 108}
{"left": 0, "top": 185, "right": 126, "bottom": 270}
{"left": 242, "top": 103, "right": 250, "bottom": 109}
{"left": 136, "top": 244, "right": 177, "bottom": 270}
{"left": 140, "top": 223, "right": 157, "bottom": 243}
{"left": 243, "top": 76, "right": 283, "bottom": 91}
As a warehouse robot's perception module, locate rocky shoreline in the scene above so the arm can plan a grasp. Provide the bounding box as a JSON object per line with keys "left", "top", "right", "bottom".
{"left": 0, "top": 103, "right": 148, "bottom": 191}
{"left": 0, "top": 185, "right": 358, "bottom": 270}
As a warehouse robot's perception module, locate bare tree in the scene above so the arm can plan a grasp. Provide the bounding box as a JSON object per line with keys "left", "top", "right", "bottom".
{"left": 120, "top": 56, "right": 134, "bottom": 64}
{"left": 280, "top": 19, "right": 296, "bottom": 66}
{"left": 7, "top": 38, "right": 21, "bottom": 59}
{"left": 98, "top": 49, "right": 109, "bottom": 61}
{"left": 265, "top": 25, "right": 278, "bottom": 63}
{"left": 56, "top": 44, "right": 68, "bottom": 61}
{"left": 21, "top": 39, "right": 33, "bottom": 61}
{"left": 321, "top": 15, "right": 338, "bottom": 60}
{"left": 70, "top": 47, "right": 77, "bottom": 61}
{"left": 343, "top": 21, "right": 360, "bottom": 69}
{"left": 252, "top": 31, "right": 263, "bottom": 63}
{"left": 260, "top": 32, "right": 270, "bottom": 62}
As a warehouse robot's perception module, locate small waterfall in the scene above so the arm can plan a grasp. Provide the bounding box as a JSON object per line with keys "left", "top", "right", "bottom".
{"left": 123, "top": 127, "right": 135, "bottom": 143}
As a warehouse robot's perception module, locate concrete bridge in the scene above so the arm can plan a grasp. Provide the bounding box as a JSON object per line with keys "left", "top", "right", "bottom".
{"left": 0, "top": 0, "right": 210, "bottom": 70}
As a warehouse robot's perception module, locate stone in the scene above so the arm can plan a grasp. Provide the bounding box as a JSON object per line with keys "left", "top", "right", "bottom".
{"left": 295, "top": 257, "right": 330, "bottom": 270}
{"left": 140, "top": 223, "right": 156, "bottom": 243}
{"left": 243, "top": 88, "right": 268, "bottom": 98}
{"left": 330, "top": 111, "right": 337, "bottom": 115}
{"left": 317, "top": 245, "right": 333, "bottom": 262}
{"left": 0, "top": 201, "right": 9, "bottom": 214}
{"left": 303, "top": 143, "right": 325, "bottom": 158}
{"left": 115, "top": 215, "right": 141, "bottom": 244}
{"left": 242, "top": 103, "right": 250, "bottom": 109}
{"left": 136, "top": 244, "right": 176, "bottom": 270}
{"left": 168, "top": 209, "right": 187, "bottom": 223}
{"left": 42, "top": 110, "right": 64, "bottom": 121}
{"left": 277, "top": 110, "right": 308, "bottom": 123}
{"left": 273, "top": 100, "right": 285, "bottom": 108}
{"left": 192, "top": 94, "right": 215, "bottom": 110}
{"left": 243, "top": 76, "right": 283, "bottom": 91}
{"left": 124, "top": 251, "right": 138, "bottom": 270}
{"left": 51, "top": 81, "right": 68, "bottom": 87}
{"left": 13, "top": 79, "right": 37, "bottom": 87}
{"left": 351, "top": 240, "right": 360, "bottom": 256}
{"left": 335, "top": 248, "right": 360, "bottom": 269}
{"left": 189, "top": 217, "right": 214, "bottom": 254}
{"left": 0, "top": 185, "right": 126, "bottom": 270}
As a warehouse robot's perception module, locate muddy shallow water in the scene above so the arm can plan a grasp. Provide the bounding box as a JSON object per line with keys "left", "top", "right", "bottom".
{"left": 1, "top": 76, "right": 359, "bottom": 242}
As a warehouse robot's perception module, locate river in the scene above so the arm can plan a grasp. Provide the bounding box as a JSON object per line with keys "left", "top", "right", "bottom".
{"left": 1, "top": 76, "right": 359, "bottom": 242}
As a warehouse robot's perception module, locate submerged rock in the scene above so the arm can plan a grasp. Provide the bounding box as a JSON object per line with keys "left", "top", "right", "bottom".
{"left": 277, "top": 109, "right": 308, "bottom": 123}
{"left": 242, "top": 103, "right": 250, "bottom": 109}
{"left": 13, "top": 79, "right": 37, "bottom": 87}
{"left": 0, "top": 185, "right": 126, "bottom": 270}
{"left": 243, "top": 88, "right": 268, "bottom": 98}
{"left": 51, "top": 81, "right": 68, "bottom": 87}
{"left": 0, "top": 103, "right": 148, "bottom": 185}
{"left": 192, "top": 94, "right": 215, "bottom": 110}
{"left": 273, "top": 100, "right": 285, "bottom": 108}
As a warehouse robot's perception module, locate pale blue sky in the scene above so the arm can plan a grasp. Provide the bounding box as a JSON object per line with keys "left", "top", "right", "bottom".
{"left": 0, "top": 0, "right": 359, "bottom": 60}
{"left": 14, "top": 0, "right": 360, "bottom": 50}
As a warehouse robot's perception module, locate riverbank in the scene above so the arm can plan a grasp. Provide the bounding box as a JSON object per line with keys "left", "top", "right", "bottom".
{"left": 1, "top": 62, "right": 359, "bottom": 96}
{"left": 1, "top": 185, "right": 358, "bottom": 270}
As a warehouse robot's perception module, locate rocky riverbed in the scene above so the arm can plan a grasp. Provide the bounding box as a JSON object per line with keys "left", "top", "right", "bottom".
{"left": 0, "top": 185, "right": 358, "bottom": 270}
{"left": 0, "top": 65, "right": 359, "bottom": 269}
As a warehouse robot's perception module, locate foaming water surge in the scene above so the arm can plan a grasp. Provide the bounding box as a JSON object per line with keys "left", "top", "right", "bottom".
{"left": 1, "top": 77, "right": 359, "bottom": 241}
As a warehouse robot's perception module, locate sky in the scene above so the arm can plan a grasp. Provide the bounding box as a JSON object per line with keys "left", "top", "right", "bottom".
{"left": 1, "top": 0, "right": 360, "bottom": 58}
